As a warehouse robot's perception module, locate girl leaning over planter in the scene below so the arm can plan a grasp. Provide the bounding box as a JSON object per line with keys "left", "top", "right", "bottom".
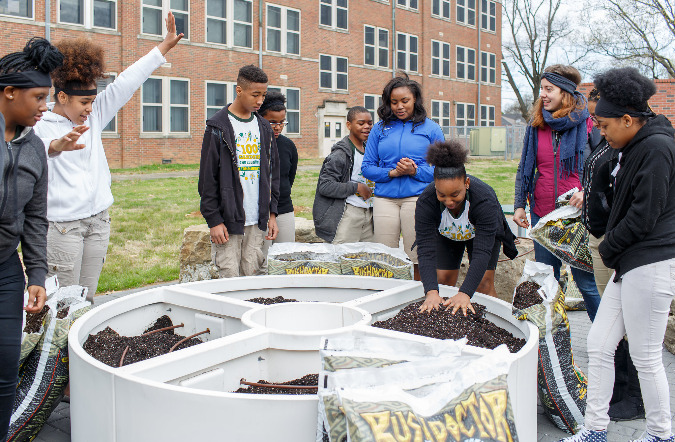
{"left": 559, "top": 68, "right": 675, "bottom": 442}
{"left": 34, "top": 12, "right": 182, "bottom": 301}
{"left": 512, "top": 64, "right": 601, "bottom": 322}
{"left": 416, "top": 141, "right": 518, "bottom": 316}
{"left": 362, "top": 75, "right": 444, "bottom": 279}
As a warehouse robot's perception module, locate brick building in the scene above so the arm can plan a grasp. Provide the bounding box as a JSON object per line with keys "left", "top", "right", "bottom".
{"left": 579, "top": 79, "right": 675, "bottom": 123}
{"left": 0, "top": 0, "right": 502, "bottom": 167}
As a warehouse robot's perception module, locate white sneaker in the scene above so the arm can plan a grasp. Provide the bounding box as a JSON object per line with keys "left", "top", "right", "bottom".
{"left": 558, "top": 426, "right": 608, "bottom": 442}
{"left": 629, "top": 432, "right": 675, "bottom": 442}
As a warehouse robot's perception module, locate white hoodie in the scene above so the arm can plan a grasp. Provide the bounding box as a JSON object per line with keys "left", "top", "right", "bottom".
{"left": 35, "top": 47, "right": 166, "bottom": 222}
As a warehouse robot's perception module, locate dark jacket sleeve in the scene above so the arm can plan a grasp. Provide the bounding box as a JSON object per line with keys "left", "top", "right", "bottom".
{"left": 269, "top": 133, "right": 280, "bottom": 215}
{"left": 415, "top": 185, "right": 442, "bottom": 294}
{"left": 288, "top": 140, "right": 298, "bottom": 188}
{"left": 21, "top": 144, "right": 48, "bottom": 288}
{"left": 198, "top": 126, "right": 225, "bottom": 228}
{"left": 317, "top": 150, "right": 358, "bottom": 199}
{"left": 599, "top": 147, "right": 674, "bottom": 267}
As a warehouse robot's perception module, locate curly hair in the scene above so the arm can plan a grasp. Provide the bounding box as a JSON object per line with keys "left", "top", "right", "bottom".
{"left": 237, "top": 64, "right": 268, "bottom": 89}
{"left": 427, "top": 140, "right": 469, "bottom": 181}
{"left": 51, "top": 37, "right": 105, "bottom": 90}
{"left": 593, "top": 67, "right": 656, "bottom": 111}
{"left": 259, "top": 90, "right": 286, "bottom": 116}
{"left": 0, "top": 37, "right": 63, "bottom": 76}
{"left": 530, "top": 65, "right": 585, "bottom": 128}
{"left": 588, "top": 88, "right": 600, "bottom": 103}
{"left": 377, "top": 73, "right": 427, "bottom": 131}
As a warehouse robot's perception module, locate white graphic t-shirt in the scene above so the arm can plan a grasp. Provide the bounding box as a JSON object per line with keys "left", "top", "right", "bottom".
{"left": 345, "top": 145, "right": 375, "bottom": 209}
{"left": 438, "top": 201, "right": 475, "bottom": 241}
{"left": 228, "top": 112, "right": 261, "bottom": 226}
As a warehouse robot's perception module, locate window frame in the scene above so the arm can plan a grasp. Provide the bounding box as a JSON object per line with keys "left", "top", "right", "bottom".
{"left": 142, "top": 0, "right": 189, "bottom": 41}
{"left": 364, "top": 24, "right": 389, "bottom": 69}
{"left": 480, "top": 51, "right": 496, "bottom": 84}
{"left": 480, "top": 104, "right": 496, "bottom": 126}
{"left": 319, "top": 0, "right": 348, "bottom": 31}
{"left": 97, "top": 73, "right": 118, "bottom": 133}
{"left": 431, "top": 0, "right": 450, "bottom": 20}
{"left": 319, "top": 54, "right": 349, "bottom": 92}
{"left": 396, "top": 0, "right": 418, "bottom": 11}
{"left": 456, "top": 0, "right": 476, "bottom": 27}
{"left": 205, "top": 80, "right": 237, "bottom": 121}
{"left": 431, "top": 99, "right": 451, "bottom": 134}
{"left": 266, "top": 86, "right": 301, "bottom": 135}
{"left": 456, "top": 102, "right": 476, "bottom": 129}
{"left": 58, "top": 0, "right": 117, "bottom": 30}
{"left": 0, "top": 0, "right": 34, "bottom": 19}
{"left": 364, "top": 93, "right": 382, "bottom": 123}
{"left": 456, "top": 45, "right": 476, "bottom": 81}
{"left": 480, "top": 0, "right": 496, "bottom": 32}
{"left": 396, "top": 31, "right": 419, "bottom": 73}
{"left": 141, "top": 76, "right": 191, "bottom": 136}
{"left": 431, "top": 40, "right": 451, "bottom": 78}
{"left": 265, "top": 3, "right": 301, "bottom": 56}
{"left": 204, "top": 0, "right": 254, "bottom": 48}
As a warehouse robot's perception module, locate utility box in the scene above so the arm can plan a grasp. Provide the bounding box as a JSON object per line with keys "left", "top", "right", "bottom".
{"left": 470, "top": 127, "right": 507, "bottom": 156}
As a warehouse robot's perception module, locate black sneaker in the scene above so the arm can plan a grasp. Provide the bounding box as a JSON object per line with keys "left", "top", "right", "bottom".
{"left": 608, "top": 396, "right": 645, "bottom": 421}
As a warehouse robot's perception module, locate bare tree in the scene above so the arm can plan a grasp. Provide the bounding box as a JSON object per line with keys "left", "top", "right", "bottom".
{"left": 589, "top": 0, "right": 675, "bottom": 78}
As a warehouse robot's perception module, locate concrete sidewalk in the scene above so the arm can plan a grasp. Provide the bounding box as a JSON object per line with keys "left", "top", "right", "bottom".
{"left": 35, "top": 288, "right": 675, "bottom": 442}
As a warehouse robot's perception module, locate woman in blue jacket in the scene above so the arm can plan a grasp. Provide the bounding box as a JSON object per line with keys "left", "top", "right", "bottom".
{"left": 362, "top": 75, "right": 444, "bottom": 279}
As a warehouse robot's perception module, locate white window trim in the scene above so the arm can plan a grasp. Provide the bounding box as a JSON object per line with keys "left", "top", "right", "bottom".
{"left": 395, "top": 0, "right": 418, "bottom": 11}
{"left": 141, "top": 76, "right": 190, "bottom": 135}
{"left": 319, "top": 54, "right": 349, "bottom": 92}
{"left": 205, "top": 0, "right": 253, "bottom": 48}
{"left": 319, "top": 0, "right": 348, "bottom": 31}
{"left": 480, "top": 104, "right": 496, "bottom": 126}
{"left": 0, "top": 0, "right": 35, "bottom": 19}
{"left": 456, "top": 0, "right": 476, "bottom": 27}
{"left": 480, "top": 0, "right": 497, "bottom": 32}
{"left": 431, "top": 40, "right": 451, "bottom": 78}
{"left": 364, "top": 93, "right": 382, "bottom": 123}
{"left": 396, "top": 31, "right": 418, "bottom": 73}
{"left": 431, "top": 0, "right": 450, "bottom": 20}
{"left": 58, "top": 0, "right": 117, "bottom": 30}
{"left": 456, "top": 102, "right": 476, "bottom": 127}
{"left": 267, "top": 85, "right": 301, "bottom": 135}
{"left": 265, "top": 3, "right": 301, "bottom": 56}
{"left": 456, "top": 45, "right": 476, "bottom": 81}
{"left": 99, "top": 72, "right": 118, "bottom": 133}
{"left": 431, "top": 99, "right": 451, "bottom": 132}
{"left": 364, "top": 24, "right": 389, "bottom": 69}
{"left": 204, "top": 80, "right": 236, "bottom": 121}
{"left": 141, "top": 0, "right": 189, "bottom": 40}
{"left": 480, "top": 51, "right": 496, "bottom": 84}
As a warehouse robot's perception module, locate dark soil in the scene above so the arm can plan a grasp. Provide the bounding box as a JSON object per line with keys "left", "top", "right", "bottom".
{"left": 373, "top": 302, "right": 526, "bottom": 353}
{"left": 235, "top": 373, "right": 318, "bottom": 395}
{"left": 24, "top": 305, "right": 50, "bottom": 333}
{"left": 83, "top": 316, "right": 204, "bottom": 367}
{"left": 246, "top": 296, "right": 298, "bottom": 305}
{"left": 512, "top": 281, "right": 543, "bottom": 310}
{"left": 56, "top": 300, "right": 69, "bottom": 319}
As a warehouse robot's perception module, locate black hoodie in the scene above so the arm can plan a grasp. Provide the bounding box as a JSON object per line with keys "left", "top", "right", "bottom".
{"left": 599, "top": 115, "right": 675, "bottom": 281}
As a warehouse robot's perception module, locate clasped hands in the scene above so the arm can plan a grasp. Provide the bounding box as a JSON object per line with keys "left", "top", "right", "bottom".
{"left": 389, "top": 157, "right": 417, "bottom": 178}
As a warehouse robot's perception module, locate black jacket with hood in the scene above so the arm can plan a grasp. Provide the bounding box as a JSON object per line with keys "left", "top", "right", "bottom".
{"left": 313, "top": 136, "right": 359, "bottom": 242}
{"left": 599, "top": 115, "right": 675, "bottom": 280}
{"left": 0, "top": 112, "right": 48, "bottom": 288}
{"left": 198, "top": 104, "right": 280, "bottom": 235}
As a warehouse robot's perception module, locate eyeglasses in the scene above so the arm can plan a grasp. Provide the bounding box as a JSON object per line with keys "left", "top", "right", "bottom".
{"left": 270, "top": 121, "right": 288, "bottom": 128}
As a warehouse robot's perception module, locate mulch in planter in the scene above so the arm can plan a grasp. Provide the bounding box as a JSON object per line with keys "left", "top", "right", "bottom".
{"left": 23, "top": 305, "right": 51, "bottom": 334}
{"left": 246, "top": 296, "right": 298, "bottom": 305}
{"left": 234, "top": 374, "right": 318, "bottom": 395}
{"left": 512, "top": 281, "right": 543, "bottom": 310}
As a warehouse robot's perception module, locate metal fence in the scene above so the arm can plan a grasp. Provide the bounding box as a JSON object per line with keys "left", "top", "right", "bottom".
{"left": 439, "top": 125, "right": 527, "bottom": 161}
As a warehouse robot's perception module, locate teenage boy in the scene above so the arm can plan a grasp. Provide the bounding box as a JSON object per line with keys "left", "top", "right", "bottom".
{"left": 198, "top": 65, "right": 280, "bottom": 277}
{"left": 314, "top": 106, "right": 374, "bottom": 243}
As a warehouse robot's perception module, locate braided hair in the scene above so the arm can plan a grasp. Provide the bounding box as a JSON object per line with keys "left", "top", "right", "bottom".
{"left": 0, "top": 37, "right": 63, "bottom": 76}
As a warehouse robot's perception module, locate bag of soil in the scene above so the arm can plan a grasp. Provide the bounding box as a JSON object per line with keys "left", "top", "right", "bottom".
{"left": 511, "top": 260, "right": 587, "bottom": 434}
{"left": 331, "top": 346, "right": 518, "bottom": 442}
{"left": 8, "top": 279, "right": 91, "bottom": 442}
{"left": 560, "top": 267, "right": 586, "bottom": 311}
{"left": 19, "top": 277, "right": 60, "bottom": 366}
{"left": 336, "top": 242, "right": 413, "bottom": 279}
{"left": 317, "top": 334, "right": 466, "bottom": 442}
{"left": 530, "top": 188, "right": 593, "bottom": 273}
{"left": 268, "top": 243, "right": 341, "bottom": 275}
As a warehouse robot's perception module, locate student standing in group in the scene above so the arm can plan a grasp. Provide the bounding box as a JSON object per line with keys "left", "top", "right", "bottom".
{"left": 362, "top": 76, "right": 444, "bottom": 278}
{"left": 512, "top": 64, "right": 601, "bottom": 321}
{"left": 559, "top": 68, "right": 675, "bottom": 442}
{"left": 34, "top": 12, "right": 183, "bottom": 301}
{"left": 416, "top": 141, "right": 518, "bottom": 316}
{"left": 0, "top": 37, "right": 66, "bottom": 442}
{"left": 314, "top": 106, "right": 374, "bottom": 243}
{"left": 198, "top": 65, "right": 280, "bottom": 278}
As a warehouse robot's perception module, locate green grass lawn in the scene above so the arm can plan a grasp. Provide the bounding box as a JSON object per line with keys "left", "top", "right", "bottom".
{"left": 99, "top": 158, "right": 518, "bottom": 293}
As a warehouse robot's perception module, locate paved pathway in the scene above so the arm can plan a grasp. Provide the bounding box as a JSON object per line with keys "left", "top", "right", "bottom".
{"left": 35, "top": 288, "right": 675, "bottom": 442}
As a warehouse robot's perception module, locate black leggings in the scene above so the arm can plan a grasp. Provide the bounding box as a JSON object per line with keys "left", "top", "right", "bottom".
{"left": 0, "top": 251, "right": 25, "bottom": 441}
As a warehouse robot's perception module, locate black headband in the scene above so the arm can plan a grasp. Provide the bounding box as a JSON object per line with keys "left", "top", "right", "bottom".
{"left": 434, "top": 165, "right": 466, "bottom": 179}
{"left": 55, "top": 87, "right": 98, "bottom": 96}
{"left": 541, "top": 72, "right": 577, "bottom": 95}
{"left": 595, "top": 98, "right": 653, "bottom": 119}
{"left": 0, "top": 70, "right": 52, "bottom": 89}
{"left": 260, "top": 99, "right": 285, "bottom": 112}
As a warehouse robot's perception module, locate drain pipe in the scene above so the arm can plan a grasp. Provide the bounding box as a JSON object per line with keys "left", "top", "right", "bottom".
{"left": 45, "top": 0, "right": 50, "bottom": 40}
{"left": 476, "top": 0, "right": 481, "bottom": 125}
{"left": 391, "top": 1, "right": 396, "bottom": 77}
{"left": 258, "top": 0, "right": 263, "bottom": 67}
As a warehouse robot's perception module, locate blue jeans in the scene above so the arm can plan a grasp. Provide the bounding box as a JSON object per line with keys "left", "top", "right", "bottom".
{"left": 530, "top": 213, "right": 601, "bottom": 322}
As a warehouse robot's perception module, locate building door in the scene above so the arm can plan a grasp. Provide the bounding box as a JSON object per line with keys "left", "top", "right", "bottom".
{"left": 321, "top": 116, "right": 346, "bottom": 157}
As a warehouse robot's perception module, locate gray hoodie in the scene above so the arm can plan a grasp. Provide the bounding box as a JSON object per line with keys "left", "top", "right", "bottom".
{"left": 0, "top": 112, "right": 48, "bottom": 287}
{"left": 313, "top": 136, "right": 358, "bottom": 242}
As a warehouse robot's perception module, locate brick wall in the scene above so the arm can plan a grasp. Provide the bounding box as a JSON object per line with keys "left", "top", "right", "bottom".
{"left": 1, "top": 0, "right": 503, "bottom": 168}
{"left": 579, "top": 79, "right": 675, "bottom": 122}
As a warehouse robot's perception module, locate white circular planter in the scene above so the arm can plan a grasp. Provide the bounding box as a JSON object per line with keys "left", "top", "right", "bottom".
{"left": 68, "top": 275, "right": 538, "bottom": 442}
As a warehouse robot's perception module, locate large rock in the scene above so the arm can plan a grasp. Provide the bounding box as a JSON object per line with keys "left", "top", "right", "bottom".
{"left": 179, "top": 224, "right": 218, "bottom": 283}
{"left": 666, "top": 300, "right": 675, "bottom": 355}
{"left": 294, "top": 217, "right": 322, "bottom": 243}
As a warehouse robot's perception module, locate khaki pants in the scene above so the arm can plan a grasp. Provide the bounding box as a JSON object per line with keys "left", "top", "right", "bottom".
{"left": 588, "top": 234, "right": 613, "bottom": 296}
{"left": 212, "top": 224, "right": 265, "bottom": 278}
{"left": 46, "top": 209, "right": 111, "bottom": 301}
{"left": 332, "top": 204, "right": 375, "bottom": 244}
{"left": 372, "top": 196, "right": 418, "bottom": 263}
{"left": 259, "top": 212, "right": 295, "bottom": 275}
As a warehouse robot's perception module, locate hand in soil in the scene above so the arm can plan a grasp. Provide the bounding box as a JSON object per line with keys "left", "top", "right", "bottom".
{"left": 442, "top": 292, "right": 476, "bottom": 316}
{"left": 419, "top": 290, "right": 443, "bottom": 313}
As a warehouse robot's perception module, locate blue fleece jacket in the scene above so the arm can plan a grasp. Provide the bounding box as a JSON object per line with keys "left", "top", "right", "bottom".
{"left": 362, "top": 118, "right": 444, "bottom": 198}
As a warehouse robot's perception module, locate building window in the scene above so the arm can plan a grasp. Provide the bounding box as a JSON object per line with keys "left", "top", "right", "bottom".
{"left": 205, "top": 81, "right": 236, "bottom": 120}
{"left": 432, "top": 0, "right": 450, "bottom": 19}
{"left": 364, "top": 25, "right": 389, "bottom": 68}
{"left": 267, "top": 86, "right": 300, "bottom": 134}
{"left": 319, "top": 0, "right": 347, "bottom": 31}
{"left": 96, "top": 74, "right": 117, "bottom": 132}
{"left": 142, "top": 77, "right": 189, "bottom": 134}
{"left": 456, "top": 46, "right": 476, "bottom": 81}
{"left": 431, "top": 40, "right": 450, "bottom": 77}
{"left": 0, "top": 0, "right": 32, "bottom": 18}
{"left": 481, "top": 51, "right": 496, "bottom": 84}
{"left": 456, "top": 102, "right": 476, "bottom": 133}
{"left": 431, "top": 100, "right": 451, "bottom": 134}
{"left": 59, "top": 0, "right": 116, "bottom": 29}
{"left": 266, "top": 4, "right": 300, "bottom": 55}
{"left": 364, "top": 94, "right": 382, "bottom": 122}
{"left": 206, "top": 0, "right": 252, "bottom": 47}
{"left": 456, "top": 0, "right": 475, "bottom": 26}
{"left": 396, "top": 0, "right": 418, "bottom": 10}
{"left": 396, "top": 32, "right": 418, "bottom": 73}
{"left": 481, "top": 0, "right": 496, "bottom": 32}
{"left": 480, "top": 105, "right": 495, "bottom": 126}
{"left": 143, "top": 0, "right": 189, "bottom": 39}
{"left": 319, "top": 54, "right": 348, "bottom": 91}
